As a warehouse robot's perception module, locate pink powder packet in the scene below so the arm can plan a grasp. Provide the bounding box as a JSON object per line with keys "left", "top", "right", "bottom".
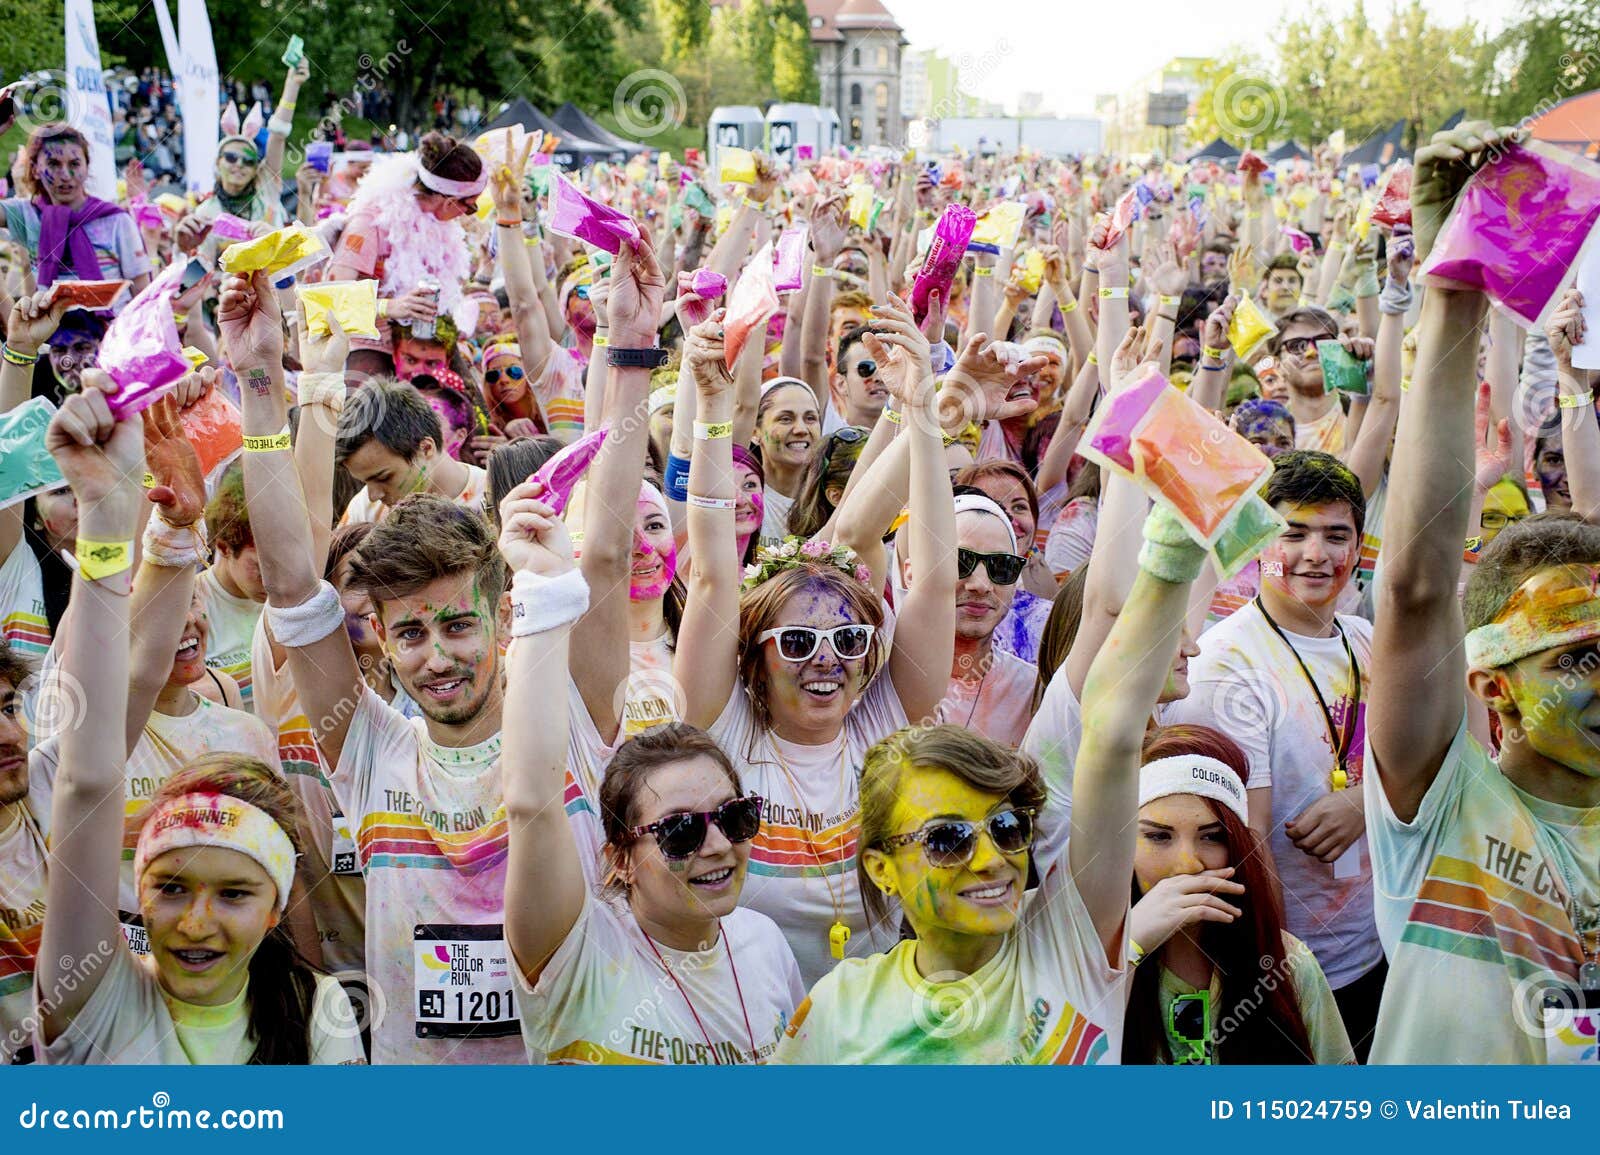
{"left": 772, "top": 226, "right": 807, "bottom": 293}
{"left": 910, "top": 203, "right": 976, "bottom": 325}
{"left": 548, "top": 175, "right": 641, "bottom": 255}
{"left": 99, "top": 277, "right": 188, "bottom": 420}
{"left": 211, "top": 213, "right": 255, "bottom": 241}
{"left": 1101, "top": 188, "right": 1140, "bottom": 250}
{"left": 1419, "top": 141, "right": 1600, "bottom": 330}
{"left": 724, "top": 242, "right": 779, "bottom": 365}
{"left": 675, "top": 269, "right": 726, "bottom": 328}
{"left": 688, "top": 269, "right": 727, "bottom": 298}
{"left": 532, "top": 429, "right": 608, "bottom": 516}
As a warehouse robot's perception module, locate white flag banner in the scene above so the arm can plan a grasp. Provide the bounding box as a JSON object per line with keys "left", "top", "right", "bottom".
{"left": 152, "top": 0, "right": 181, "bottom": 80}
{"left": 63, "top": 0, "right": 117, "bottom": 200}
{"left": 177, "top": 0, "right": 220, "bottom": 196}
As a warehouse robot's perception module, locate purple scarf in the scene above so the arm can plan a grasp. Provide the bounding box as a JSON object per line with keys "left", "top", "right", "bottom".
{"left": 35, "top": 196, "right": 125, "bottom": 288}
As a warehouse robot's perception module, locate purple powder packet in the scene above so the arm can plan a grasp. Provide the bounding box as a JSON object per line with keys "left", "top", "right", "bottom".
{"left": 211, "top": 213, "right": 255, "bottom": 242}
{"left": 532, "top": 429, "right": 609, "bottom": 515}
{"left": 99, "top": 280, "right": 187, "bottom": 420}
{"left": 548, "top": 176, "right": 641, "bottom": 256}
{"left": 910, "top": 203, "right": 976, "bottom": 325}
{"left": 1086, "top": 368, "right": 1170, "bottom": 474}
{"left": 688, "top": 269, "right": 727, "bottom": 298}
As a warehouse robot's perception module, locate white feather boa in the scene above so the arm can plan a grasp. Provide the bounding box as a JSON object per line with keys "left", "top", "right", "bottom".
{"left": 346, "top": 152, "right": 478, "bottom": 337}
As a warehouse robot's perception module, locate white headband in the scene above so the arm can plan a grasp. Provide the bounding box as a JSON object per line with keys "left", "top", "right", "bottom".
{"left": 418, "top": 163, "right": 487, "bottom": 199}
{"left": 953, "top": 492, "right": 1019, "bottom": 553}
{"left": 760, "top": 375, "right": 812, "bottom": 398}
{"left": 1139, "top": 755, "right": 1249, "bottom": 826}
{"left": 135, "top": 792, "right": 297, "bottom": 912}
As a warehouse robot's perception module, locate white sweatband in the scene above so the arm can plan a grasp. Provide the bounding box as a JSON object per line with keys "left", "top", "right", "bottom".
{"left": 1139, "top": 755, "right": 1249, "bottom": 826}
{"left": 952, "top": 492, "right": 1019, "bottom": 553}
{"left": 510, "top": 568, "right": 590, "bottom": 637}
{"left": 418, "top": 165, "right": 487, "bottom": 198}
{"left": 265, "top": 581, "right": 345, "bottom": 648}
{"left": 296, "top": 370, "right": 347, "bottom": 415}
{"left": 141, "top": 514, "right": 208, "bottom": 569}
{"left": 136, "top": 791, "right": 297, "bottom": 912}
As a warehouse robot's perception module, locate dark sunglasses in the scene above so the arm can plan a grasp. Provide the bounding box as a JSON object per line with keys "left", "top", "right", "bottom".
{"left": 575, "top": 285, "right": 590, "bottom": 300}
{"left": 484, "top": 363, "right": 524, "bottom": 385}
{"left": 1168, "top": 991, "right": 1213, "bottom": 1065}
{"left": 853, "top": 359, "right": 877, "bottom": 378}
{"left": 756, "top": 623, "right": 875, "bottom": 663}
{"left": 220, "top": 149, "right": 258, "bottom": 166}
{"left": 630, "top": 795, "right": 764, "bottom": 860}
{"left": 957, "top": 548, "right": 1026, "bottom": 585}
{"left": 879, "top": 807, "right": 1036, "bottom": 869}
{"left": 1279, "top": 335, "right": 1329, "bottom": 358}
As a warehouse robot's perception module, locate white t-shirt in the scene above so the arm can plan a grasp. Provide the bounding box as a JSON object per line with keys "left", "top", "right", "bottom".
{"left": 37, "top": 947, "right": 364, "bottom": 1065}
{"left": 515, "top": 892, "right": 805, "bottom": 1064}
{"left": 196, "top": 567, "right": 264, "bottom": 712}
{"left": 1044, "top": 496, "right": 1097, "bottom": 577}
{"left": 0, "top": 804, "right": 47, "bottom": 1064}
{"left": 1162, "top": 601, "right": 1382, "bottom": 990}
{"left": 760, "top": 486, "right": 797, "bottom": 547}
{"left": 29, "top": 695, "right": 282, "bottom": 922}
{"left": 772, "top": 837, "right": 1125, "bottom": 1063}
{"left": 1366, "top": 718, "right": 1600, "bottom": 1064}
{"left": 622, "top": 632, "right": 681, "bottom": 739}
{"left": 935, "top": 647, "right": 1038, "bottom": 748}
{"left": 1021, "top": 669, "right": 1174, "bottom": 820}
{"left": 709, "top": 675, "right": 909, "bottom": 987}
{"left": 340, "top": 462, "right": 488, "bottom": 526}
{"left": 330, "top": 686, "right": 524, "bottom": 1064}
{"left": 0, "top": 538, "right": 49, "bottom": 659}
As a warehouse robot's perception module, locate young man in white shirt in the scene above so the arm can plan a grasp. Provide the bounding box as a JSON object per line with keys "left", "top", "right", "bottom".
{"left": 1165, "top": 449, "right": 1385, "bottom": 1059}
{"left": 824, "top": 325, "right": 891, "bottom": 434}
{"left": 197, "top": 465, "right": 266, "bottom": 709}
{"left": 1271, "top": 306, "right": 1347, "bottom": 456}
{"left": 335, "top": 378, "right": 486, "bottom": 525}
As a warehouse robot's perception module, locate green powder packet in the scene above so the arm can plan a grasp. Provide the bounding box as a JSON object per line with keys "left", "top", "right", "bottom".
{"left": 0, "top": 397, "right": 66, "bottom": 511}
{"left": 1211, "top": 493, "right": 1287, "bottom": 579}
{"left": 1318, "top": 339, "right": 1370, "bottom": 395}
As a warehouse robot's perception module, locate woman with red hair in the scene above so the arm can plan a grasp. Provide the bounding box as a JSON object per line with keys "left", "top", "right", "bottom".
{"left": 1122, "top": 723, "right": 1354, "bottom": 1064}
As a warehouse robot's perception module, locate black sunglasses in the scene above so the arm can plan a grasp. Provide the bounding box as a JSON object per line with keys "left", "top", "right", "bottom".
{"left": 819, "top": 425, "right": 869, "bottom": 470}
{"left": 957, "top": 547, "right": 1026, "bottom": 585}
{"left": 220, "top": 149, "right": 258, "bottom": 166}
{"left": 879, "top": 808, "right": 1036, "bottom": 869}
{"left": 853, "top": 359, "right": 877, "bottom": 379}
{"left": 630, "top": 795, "right": 764, "bottom": 860}
{"left": 1279, "top": 335, "right": 1330, "bottom": 358}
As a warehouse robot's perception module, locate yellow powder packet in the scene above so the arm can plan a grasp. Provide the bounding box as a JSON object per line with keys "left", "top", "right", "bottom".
{"left": 718, "top": 147, "right": 757, "bottom": 186}
{"left": 296, "top": 280, "right": 380, "bottom": 339}
{"left": 219, "top": 223, "right": 328, "bottom": 279}
{"left": 1228, "top": 294, "right": 1278, "bottom": 362}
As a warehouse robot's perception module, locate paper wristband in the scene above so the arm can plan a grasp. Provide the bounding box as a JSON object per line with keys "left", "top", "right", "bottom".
{"left": 973, "top": 266, "right": 993, "bottom": 277}
{"left": 882, "top": 407, "right": 902, "bottom": 425}
{"left": 1061, "top": 298, "right": 1078, "bottom": 313}
{"left": 592, "top": 334, "right": 609, "bottom": 348}
{"left": 812, "top": 265, "right": 833, "bottom": 278}
{"left": 75, "top": 539, "right": 134, "bottom": 581}
{"left": 1159, "top": 295, "right": 1181, "bottom": 307}
{"left": 1099, "top": 286, "right": 1128, "bottom": 299}
{"left": 694, "top": 421, "right": 733, "bottom": 440}
{"left": 687, "top": 494, "right": 736, "bottom": 509}
{"left": 510, "top": 568, "right": 590, "bottom": 637}
{"left": 265, "top": 581, "right": 344, "bottom": 648}
{"left": 1202, "top": 346, "right": 1228, "bottom": 361}
{"left": 1558, "top": 393, "right": 1591, "bottom": 409}
{"left": 243, "top": 430, "right": 293, "bottom": 452}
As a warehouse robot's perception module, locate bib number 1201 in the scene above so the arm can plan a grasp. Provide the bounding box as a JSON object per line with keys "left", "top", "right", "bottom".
{"left": 413, "top": 923, "right": 520, "bottom": 1039}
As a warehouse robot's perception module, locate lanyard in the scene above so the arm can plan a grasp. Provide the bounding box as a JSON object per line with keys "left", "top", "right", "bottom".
{"left": 641, "top": 921, "right": 757, "bottom": 1065}
{"left": 1254, "top": 598, "right": 1361, "bottom": 789}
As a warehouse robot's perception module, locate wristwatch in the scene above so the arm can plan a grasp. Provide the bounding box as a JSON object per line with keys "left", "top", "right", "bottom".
{"left": 606, "top": 345, "right": 671, "bottom": 369}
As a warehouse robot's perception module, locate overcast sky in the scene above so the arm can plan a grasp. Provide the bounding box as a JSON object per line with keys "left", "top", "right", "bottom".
{"left": 890, "top": 0, "right": 1523, "bottom": 116}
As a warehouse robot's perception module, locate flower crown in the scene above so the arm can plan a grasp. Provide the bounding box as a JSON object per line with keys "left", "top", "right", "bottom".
{"left": 742, "top": 537, "right": 872, "bottom": 591}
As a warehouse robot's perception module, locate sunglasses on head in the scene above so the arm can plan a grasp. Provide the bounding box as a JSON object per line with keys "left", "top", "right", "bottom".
{"left": 631, "top": 795, "right": 764, "bottom": 860}
{"left": 575, "top": 285, "right": 590, "bottom": 300}
{"left": 957, "top": 548, "right": 1026, "bottom": 585}
{"left": 484, "top": 363, "right": 524, "bottom": 385}
{"left": 879, "top": 807, "right": 1036, "bottom": 869}
{"left": 756, "top": 623, "right": 875, "bottom": 663}
{"left": 853, "top": 358, "right": 877, "bottom": 379}
{"left": 220, "top": 149, "right": 258, "bottom": 167}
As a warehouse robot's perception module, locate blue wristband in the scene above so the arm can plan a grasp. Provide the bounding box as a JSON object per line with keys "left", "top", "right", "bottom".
{"left": 665, "top": 453, "right": 691, "bottom": 503}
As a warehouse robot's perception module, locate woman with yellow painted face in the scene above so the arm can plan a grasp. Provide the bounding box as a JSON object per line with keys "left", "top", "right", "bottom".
{"left": 772, "top": 503, "right": 1210, "bottom": 1063}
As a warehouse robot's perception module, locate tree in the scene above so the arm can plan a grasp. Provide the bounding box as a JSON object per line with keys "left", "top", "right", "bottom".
{"left": 771, "top": 0, "right": 818, "bottom": 103}
{"left": 1477, "top": 0, "right": 1600, "bottom": 124}
{"left": 1187, "top": 50, "right": 1279, "bottom": 148}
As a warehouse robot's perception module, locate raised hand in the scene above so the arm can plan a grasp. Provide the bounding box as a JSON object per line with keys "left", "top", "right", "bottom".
{"left": 683, "top": 312, "right": 730, "bottom": 396}
{"left": 490, "top": 134, "right": 537, "bottom": 221}
{"left": 142, "top": 390, "right": 206, "bottom": 527}
{"left": 1128, "top": 869, "right": 1245, "bottom": 952}
{"left": 1202, "top": 293, "right": 1239, "bottom": 354}
{"left": 1472, "top": 379, "right": 1513, "bottom": 493}
{"left": 6, "top": 291, "right": 73, "bottom": 354}
{"left": 217, "top": 270, "right": 285, "bottom": 369}
{"left": 497, "top": 479, "right": 575, "bottom": 577}
{"left": 299, "top": 309, "right": 350, "bottom": 375}
{"left": 1546, "top": 287, "right": 1586, "bottom": 369}
{"left": 608, "top": 237, "right": 667, "bottom": 349}
{"left": 1413, "top": 121, "right": 1523, "bottom": 266}
{"left": 1386, "top": 226, "right": 1415, "bottom": 285}
{"left": 861, "top": 293, "right": 933, "bottom": 413}
{"left": 941, "top": 332, "right": 1047, "bottom": 432}
{"left": 44, "top": 369, "right": 146, "bottom": 509}
{"left": 808, "top": 193, "right": 848, "bottom": 263}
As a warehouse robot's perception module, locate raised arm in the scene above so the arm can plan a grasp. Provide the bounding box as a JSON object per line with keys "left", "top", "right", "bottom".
{"left": 36, "top": 372, "right": 145, "bottom": 1041}
{"left": 1072, "top": 505, "right": 1205, "bottom": 955}
{"left": 674, "top": 316, "right": 741, "bottom": 728}
{"left": 1546, "top": 289, "right": 1600, "bottom": 523}
{"left": 1346, "top": 234, "right": 1412, "bottom": 498}
{"left": 494, "top": 148, "right": 556, "bottom": 386}
{"left": 1369, "top": 122, "right": 1515, "bottom": 822}
{"left": 220, "top": 269, "right": 364, "bottom": 768}
{"left": 572, "top": 239, "right": 666, "bottom": 744}
{"left": 291, "top": 314, "right": 350, "bottom": 567}
{"left": 500, "top": 479, "right": 586, "bottom": 985}
{"left": 262, "top": 60, "right": 309, "bottom": 193}
{"left": 799, "top": 195, "right": 848, "bottom": 409}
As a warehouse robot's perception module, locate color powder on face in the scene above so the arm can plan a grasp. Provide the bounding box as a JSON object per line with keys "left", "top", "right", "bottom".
{"left": 629, "top": 500, "right": 677, "bottom": 601}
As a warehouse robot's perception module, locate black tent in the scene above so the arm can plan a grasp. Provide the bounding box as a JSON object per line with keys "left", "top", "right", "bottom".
{"left": 480, "top": 98, "right": 620, "bottom": 169}
{"left": 1188, "top": 137, "right": 1241, "bottom": 161}
{"left": 1340, "top": 120, "right": 1407, "bottom": 168}
{"left": 1435, "top": 109, "right": 1465, "bottom": 134}
{"left": 552, "top": 102, "right": 647, "bottom": 158}
{"left": 1266, "top": 140, "right": 1311, "bottom": 161}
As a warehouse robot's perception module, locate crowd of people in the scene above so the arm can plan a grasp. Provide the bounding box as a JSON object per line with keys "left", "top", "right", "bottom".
{"left": 0, "top": 50, "right": 1595, "bottom": 1068}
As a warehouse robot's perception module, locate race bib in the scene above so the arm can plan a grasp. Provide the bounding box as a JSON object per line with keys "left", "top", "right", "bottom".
{"left": 331, "top": 813, "right": 360, "bottom": 876}
{"left": 413, "top": 923, "right": 520, "bottom": 1039}
{"left": 118, "top": 912, "right": 149, "bottom": 957}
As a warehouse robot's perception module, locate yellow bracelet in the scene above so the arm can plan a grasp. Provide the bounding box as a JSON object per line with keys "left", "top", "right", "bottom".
{"left": 1060, "top": 298, "right": 1078, "bottom": 314}
{"left": 694, "top": 420, "right": 733, "bottom": 440}
{"left": 377, "top": 299, "right": 389, "bottom": 319}
{"left": 973, "top": 266, "right": 993, "bottom": 277}
{"left": 142, "top": 472, "right": 157, "bottom": 489}
{"left": 1098, "top": 286, "right": 1128, "bottom": 299}
{"left": 1128, "top": 938, "right": 1148, "bottom": 968}
{"left": 592, "top": 334, "right": 609, "bottom": 348}
{"left": 1558, "top": 392, "right": 1591, "bottom": 409}
{"left": 243, "top": 430, "right": 293, "bottom": 453}
{"left": 1201, "top": 345, "right": 1227, "bottom": 361}
{"left": 1087, "top": 353, "right": 1099, "bottom": 366}
{"left": 882, "top": 407, "right": 902, "bottom": 425}
{"left": 1158, "top": 294, "right": 1181, "bottom": 307}
{"left": 75, "top": 538, "right": 134, "bottom": 581}
{"left": 1401, "top": 377, "right": 1412, "bottom": 393}
{"left": 811, "top": 264, "right": 833, "bottom": 278}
